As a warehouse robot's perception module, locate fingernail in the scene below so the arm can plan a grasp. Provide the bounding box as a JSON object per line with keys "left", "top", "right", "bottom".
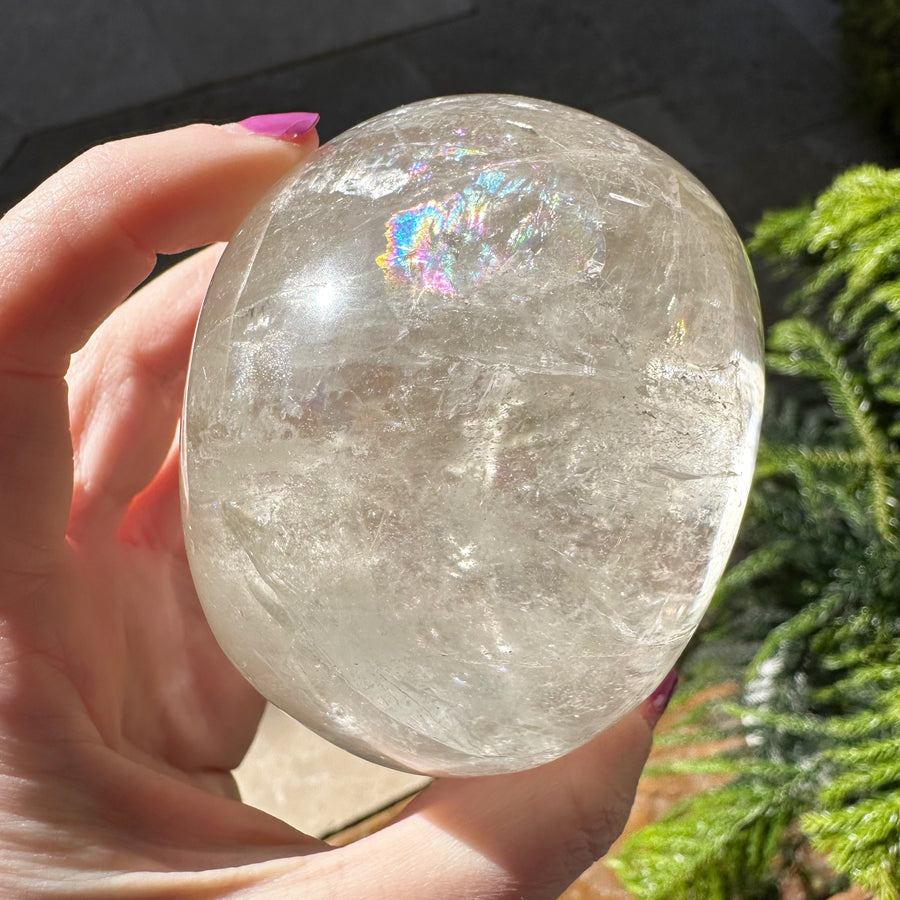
{"left": 643, "top": 669, "right": 678, "bottom": 728}
{"left": 236, "top": 112, "right": 320, "bottom": 139}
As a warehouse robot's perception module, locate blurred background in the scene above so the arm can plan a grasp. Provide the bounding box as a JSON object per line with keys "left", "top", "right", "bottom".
{"left": 2, "top": 2, "right": 898, "bottom": 898}
{"left": 1, "top": 0, "right": 896, "bottom": 236}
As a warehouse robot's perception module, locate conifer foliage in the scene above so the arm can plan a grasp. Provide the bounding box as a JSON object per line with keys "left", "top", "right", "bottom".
{"left": 611, "top": 166, "right": 900, "bottom": 899}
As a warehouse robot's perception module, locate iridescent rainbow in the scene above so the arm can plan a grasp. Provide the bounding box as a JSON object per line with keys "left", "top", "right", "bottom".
{"left": 376, "top": 168, "right": 562, "bottom": 297}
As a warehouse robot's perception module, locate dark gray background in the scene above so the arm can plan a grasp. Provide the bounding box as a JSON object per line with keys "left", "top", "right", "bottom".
{"left": 0, "top": 0, "right": 896, "bottom": 319}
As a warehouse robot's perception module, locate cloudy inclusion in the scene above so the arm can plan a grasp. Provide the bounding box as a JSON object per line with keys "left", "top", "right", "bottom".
{"left": 181, "top": 95, "right": 764, "bottom": 777}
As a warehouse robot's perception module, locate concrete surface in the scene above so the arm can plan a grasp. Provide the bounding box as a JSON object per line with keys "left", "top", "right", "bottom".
{"left": 235, "top": 704, "right": 429, "bottom": 838}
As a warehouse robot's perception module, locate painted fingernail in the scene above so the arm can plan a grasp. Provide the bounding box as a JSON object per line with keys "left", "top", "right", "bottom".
{"left": 643, "top": 669, "right": 678, "bottom": 728}
{"left": 237, "top": 112, "right": 320, "bottom": 139}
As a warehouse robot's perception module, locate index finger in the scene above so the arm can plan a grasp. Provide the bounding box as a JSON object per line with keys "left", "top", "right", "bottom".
{"left": 0, "top": 119, "right": 317, "bottom": 576}
{"left": 0, "top": 121, "right": 318, "bottom": 377}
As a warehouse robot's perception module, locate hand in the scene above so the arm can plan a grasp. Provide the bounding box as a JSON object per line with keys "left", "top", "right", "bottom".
{"left": 0, "top": 117, "right": 668, "bottom": 899}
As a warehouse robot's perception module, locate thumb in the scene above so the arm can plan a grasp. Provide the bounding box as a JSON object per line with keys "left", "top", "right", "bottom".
{"left": 315, "top": 671, "right": 676, "bottom": 900}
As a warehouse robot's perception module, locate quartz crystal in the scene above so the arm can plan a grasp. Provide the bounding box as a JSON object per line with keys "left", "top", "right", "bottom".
{"left": 181, "top": 95, "right": 764, "bottom": 776}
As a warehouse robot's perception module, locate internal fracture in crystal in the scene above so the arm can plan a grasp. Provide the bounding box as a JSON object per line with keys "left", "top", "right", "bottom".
{"left": 181, "top": 95, "right": 764, "bottom": 776}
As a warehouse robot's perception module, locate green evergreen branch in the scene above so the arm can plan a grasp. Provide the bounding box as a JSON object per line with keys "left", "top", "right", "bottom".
{"left": 610, "top": 782, "right": 800, "bottom": 900}
{"left": 613, "top": 165, "right": 900, "bottom": 899}
{"left": 804, "top": 797, "right": 900, "bottom": 900}
{"left": 846, "top": 279, "right": 900, "bottom": 332}
{"left": 824, "top": 736, "right": 900, "bottom": 769}
{"left": 702, "top": 539, "right": 793, "bottom": 619}
{"left": 642, "top": 755, "right": 795, "bottom": 781}
{"left": 769, "top": 317, "right": 897, "bottom": 542}
{"left": 814, "top": 662, "right": 900, "bottom": 702}
{"left": 650, "top": 725, "right": 740, "bottom": 750}
{"left": 725, "top": 699, "right": 900, "bottom": 743}
{"left": 819, "top": 758, "right": 900, "bottom": 806}
{"left": 747, "top": 590, "right": 847, "bottom": 681}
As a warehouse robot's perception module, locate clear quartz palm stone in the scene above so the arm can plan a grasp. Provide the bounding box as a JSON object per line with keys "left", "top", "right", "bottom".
{"left": 181, "top": 94, "right": 764, "bottom": 776}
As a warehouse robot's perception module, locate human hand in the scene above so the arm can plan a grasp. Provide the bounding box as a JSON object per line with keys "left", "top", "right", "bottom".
{"left": 0, "top": 116, "right": 672, "bottom": 899}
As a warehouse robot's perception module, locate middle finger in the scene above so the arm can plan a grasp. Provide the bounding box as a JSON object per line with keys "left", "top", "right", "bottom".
{"left": 67, "top": 245, "right": 224, "bottom": 537}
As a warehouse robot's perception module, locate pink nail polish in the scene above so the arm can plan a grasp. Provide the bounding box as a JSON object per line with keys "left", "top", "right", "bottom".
{"left": 643, "top": 669, "right": 678, "bottom": 728}
{"left": 237, "top": 112, "right": 320, "bottom": 139}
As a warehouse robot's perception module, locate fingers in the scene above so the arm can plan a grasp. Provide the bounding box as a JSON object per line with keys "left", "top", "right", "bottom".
{"left": 307, "top": 700, "right": 662, "bottom": 900}
{"left": 67, "top": 245, "right": 223, "bottom": 539}
{"left": 117, "top": 432, "right": 185, "bottom": 553}
{"left": 0, "top": 122, "right": 317, "bottom": 377}
{"left": 0, "top": 121, "right": 317, "bottom": 575}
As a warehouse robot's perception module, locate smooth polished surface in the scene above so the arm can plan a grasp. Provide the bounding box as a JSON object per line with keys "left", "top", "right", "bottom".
{"left": 182, "top": 95, "right": 764, "bottom": 776}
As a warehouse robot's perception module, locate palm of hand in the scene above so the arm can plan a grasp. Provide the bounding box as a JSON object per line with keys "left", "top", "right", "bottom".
{"left": 63, "top": 258, "right": 265, "bottom": 804}
{"left": 60, "top": 500, "right": 263, "bottom": 807}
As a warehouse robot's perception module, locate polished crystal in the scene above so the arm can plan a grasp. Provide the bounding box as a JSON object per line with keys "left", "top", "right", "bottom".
{"left": 181, "top": 95, "right": 764, "bottom": 776}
